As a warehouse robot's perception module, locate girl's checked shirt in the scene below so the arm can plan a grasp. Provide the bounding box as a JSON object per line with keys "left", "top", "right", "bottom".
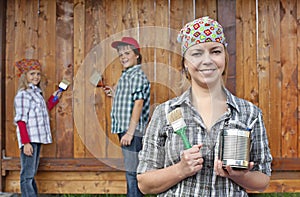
{"left": 14, "top": 84, "right": 52, "bottom": 148}
{"left": 137, "top": 87, "right": 272, "bottom": 197}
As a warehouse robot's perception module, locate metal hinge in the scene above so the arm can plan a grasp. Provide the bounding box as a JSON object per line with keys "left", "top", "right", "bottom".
{"left": 2, "top": 149, "right": 12, "bottom": 160}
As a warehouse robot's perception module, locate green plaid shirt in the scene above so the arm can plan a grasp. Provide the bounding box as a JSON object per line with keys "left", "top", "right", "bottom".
{"left": 137, "top": 88, "right": 272, "bottom": 197}
{"left": 111, "top": 64, "right": 150, "bottom": 134}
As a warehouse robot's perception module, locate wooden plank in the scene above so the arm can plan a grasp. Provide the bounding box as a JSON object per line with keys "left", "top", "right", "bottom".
{"left": 235, "top": 0, "right": 245, "bottom": 98}
{"left": 169, "top": 0, "right": 184, "bottom": 98}
{"left": 5, "top": 171, "right": 126, "bottom": 194}
{"left": 137, "top": 0, "right": 155, "bottom": 117}
{"left": 242, "top": 0, "right": 258, "bottom": 106}
{"left": 3, "top": 170, "right": 300, "bottom": 194}
{"left": 0, "top": 0, "right": 7, "bottom": 192}
{"left": 236, "top": 0, "right": 258, "bottom": 106}
{"left": 104, "top": 0, "right": 124, "bottom": 158}
{"left": 271, "top": 158, "right": 300, "bottom": 171}
{"left": 55, "top": 0, "right": 74, "bottom": 158}
{"left": 296, "top": 1, "right": 300, "bottom": 158}
{"left": 266, "top": 0, "right": 282, "bottom": 158}
{"left": 91, "top": 0, "right": 111, "bottom": 158}
{"left": 6, "top": 0, "right": 25, "bottom": 158}
{"left": 81, "top": 0, "right": 105, "bottom": 158}
{"left": 2, "top": 158, "right": 124, "bottom": 172}
{"left": 195, "top": 0, "right": 217, "bottom": 19}
{"left": 280, "top": 0, "right": 298, "bottom": 158}
{"left": 257, "top": 0, "right": 271, "bottom": 160}
{"left": 37, "top": 0, "right": 57, "bottom": 157}
{"left": 4, "top": 0, "right": 17, "bottom": 160}
{"left": 153, "top": 0, "right": 171, "bottom": 109}
{"left": 73, "top": 0, "right": 86, "bottom": 158}
{"left": 218, "top": 0, "right": 236, "bottom": 94}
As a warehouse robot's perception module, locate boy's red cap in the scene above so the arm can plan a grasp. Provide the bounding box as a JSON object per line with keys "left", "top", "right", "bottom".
{"left": 111, "top": 37, "right": 140, "bottom": 52}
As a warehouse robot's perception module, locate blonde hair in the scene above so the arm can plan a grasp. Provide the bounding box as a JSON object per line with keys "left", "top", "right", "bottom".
{"left": 17, "top": 71, "right": 48, "bottom": 95}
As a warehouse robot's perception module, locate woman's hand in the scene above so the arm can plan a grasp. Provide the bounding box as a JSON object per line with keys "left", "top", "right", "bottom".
{"left": 23, "top": 143, "right": 33, "bottom": 156}
{"left": 214, "top": 159, "right": 254, "bottom": 178}
{"left": 177, "top": 144, "right": 204, "bottom": 179}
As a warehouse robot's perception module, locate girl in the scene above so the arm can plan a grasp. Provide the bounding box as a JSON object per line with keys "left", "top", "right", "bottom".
{"left": 14, "top": 59, "right": 61, "bottom": 197}
{"left": 137, "top": 17, "right": 272, "bottom": 196}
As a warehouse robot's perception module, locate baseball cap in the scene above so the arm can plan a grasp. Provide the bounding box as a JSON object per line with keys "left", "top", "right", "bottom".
{"left": 111, "top": 37, "right": 140, "bottom": 52}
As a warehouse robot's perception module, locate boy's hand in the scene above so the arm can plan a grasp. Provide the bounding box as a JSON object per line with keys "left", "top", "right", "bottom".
{"left": 120, "top": 132, "right": 133, "bottom": 146}
{"left": 103, "top": 86, "right": 114, "bottom": 97}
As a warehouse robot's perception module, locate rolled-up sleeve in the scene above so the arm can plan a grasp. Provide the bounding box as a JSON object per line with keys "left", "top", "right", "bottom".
{"left": 250, "top": 112, "right": 273, "bottom": 176}
{"left": 132, "top": 73, "right": 149, "bottom": 101}
{"left": 14, "top": 91, "right": 30, "bottom": 124}
{"left": 137, "top": 105, "right": 167, "bottom": 173}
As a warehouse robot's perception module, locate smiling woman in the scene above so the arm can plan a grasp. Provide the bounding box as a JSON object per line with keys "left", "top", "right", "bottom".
{"left": 136, "top": 16, "right": 272, "bottom": 196}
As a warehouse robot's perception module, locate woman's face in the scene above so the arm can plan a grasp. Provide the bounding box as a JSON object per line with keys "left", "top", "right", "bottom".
{"left": 117, "top": 45, "right": 139, "bottom": 69}
{"left": 184, "top": 42, "right": 226, "bottom": 88}
{"left": 26, "top": 69, "right": 41, "bottom": 85}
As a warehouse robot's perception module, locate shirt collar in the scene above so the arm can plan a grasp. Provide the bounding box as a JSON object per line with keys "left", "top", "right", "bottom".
{"left": 170, "top": 86, "right": 240, "bottom": 113}
{"left": 28, "top": 83, "right": 42, "bottom": 93}
{"left": 122, "top": 64, "right": 141, "bottom": 73}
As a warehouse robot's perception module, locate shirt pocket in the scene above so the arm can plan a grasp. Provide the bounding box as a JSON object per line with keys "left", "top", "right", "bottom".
{"left": 28, "top": 99, "right": 44, "bottom": 120}
{"left": 164, "top": 125, "right": 182, "bottom": 165}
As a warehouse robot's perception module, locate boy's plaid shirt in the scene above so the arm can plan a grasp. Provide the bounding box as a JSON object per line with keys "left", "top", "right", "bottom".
{"left": 111, "top": 64, "right": 150, "bottom": 134}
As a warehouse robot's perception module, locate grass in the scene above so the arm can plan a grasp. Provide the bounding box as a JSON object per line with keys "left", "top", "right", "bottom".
{"left": 249, "top": 194, "right": 300, "bottom": 197}
{"left": 57, "top": 194, "right": 300, "bottom": 197}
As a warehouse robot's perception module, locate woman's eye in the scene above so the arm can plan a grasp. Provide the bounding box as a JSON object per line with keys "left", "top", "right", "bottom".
{"left": 191, "top": 52, "right": 202, "bottom": 56}
{"left": 212, "top": 50, "right": 221, "bottom": 54}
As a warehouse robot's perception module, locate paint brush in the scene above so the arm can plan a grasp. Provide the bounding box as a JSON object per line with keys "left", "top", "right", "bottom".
{"left": 89, "top": 71, "right": 102, "bottom": 87}
{"left": 53, "top": 79, "right": 70, "bottom": 101}
{"left": 246, "top": 118, "right": 258, "bottom": 131}
{"left": 167, "top": 108, "right": 192, "bottom": 149}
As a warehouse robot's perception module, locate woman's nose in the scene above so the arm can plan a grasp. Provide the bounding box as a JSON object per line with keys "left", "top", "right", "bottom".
{"left": 202, "top": 53, "right": 213, "bottom": 64}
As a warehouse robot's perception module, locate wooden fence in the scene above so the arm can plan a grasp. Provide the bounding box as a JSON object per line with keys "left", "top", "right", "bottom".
{"left": 0, "top": 0, "right": 299, "bottom": 194}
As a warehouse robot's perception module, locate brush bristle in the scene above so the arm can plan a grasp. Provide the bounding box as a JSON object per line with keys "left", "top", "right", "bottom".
{"left": 61, "top": 79, "right": 70, "bottom": 86}
{"left": 59, "top": 79, "right": 70, "bottom": 90}
{"left": 167, "top": 108, "right": 183, "bottom": 123}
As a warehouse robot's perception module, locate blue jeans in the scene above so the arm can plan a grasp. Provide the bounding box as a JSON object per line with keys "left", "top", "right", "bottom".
{"left": 118, "top": 133, "right": 143, "bottom": 197}
{"left": 20, "top": 143, "right": 41, "bottom": 197}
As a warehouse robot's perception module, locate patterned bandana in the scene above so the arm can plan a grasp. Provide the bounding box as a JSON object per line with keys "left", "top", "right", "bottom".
{"left": 15, "top": 59, "right": 41, "bottom": 77}
{"left": 177, "top": 16, "right": 227, "bottom": 55}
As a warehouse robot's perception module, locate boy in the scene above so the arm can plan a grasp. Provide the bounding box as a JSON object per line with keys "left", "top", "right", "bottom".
{"left": 104, "top": 37, "right": 150, "bottom": 197}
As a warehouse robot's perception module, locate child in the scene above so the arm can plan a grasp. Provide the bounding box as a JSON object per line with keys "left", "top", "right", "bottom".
{"left": 104, "top": 37, "right": 150, "bottom": 197}
{"left": 137, "top": 17, "right": 272, "bottom": 196}
{"left": 14, "top": 59, "right": 61, "bottom": 197}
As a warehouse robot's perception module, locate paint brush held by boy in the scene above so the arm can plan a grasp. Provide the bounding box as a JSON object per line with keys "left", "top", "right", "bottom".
{"left": 167, "top": 108, "right": 192, "bottom": 149}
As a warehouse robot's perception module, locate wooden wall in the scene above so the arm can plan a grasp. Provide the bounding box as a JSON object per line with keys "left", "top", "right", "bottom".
{"left": 1, "top": 0, "right": 299, "bottom": 194}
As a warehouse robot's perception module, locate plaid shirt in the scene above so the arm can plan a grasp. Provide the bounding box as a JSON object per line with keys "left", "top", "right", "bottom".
{"left": 111, "top": 64, "right": 150, "bottom": 134}
{"left": 137, "top": 88, "right": 272, "bottom": 197}
{"left": 14, "top": 84, "right": 52, "bottom": 148}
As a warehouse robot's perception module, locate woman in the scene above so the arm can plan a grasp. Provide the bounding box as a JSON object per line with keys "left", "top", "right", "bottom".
{"left": 136, "top": 16, "right": 272, "bottom": 196}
